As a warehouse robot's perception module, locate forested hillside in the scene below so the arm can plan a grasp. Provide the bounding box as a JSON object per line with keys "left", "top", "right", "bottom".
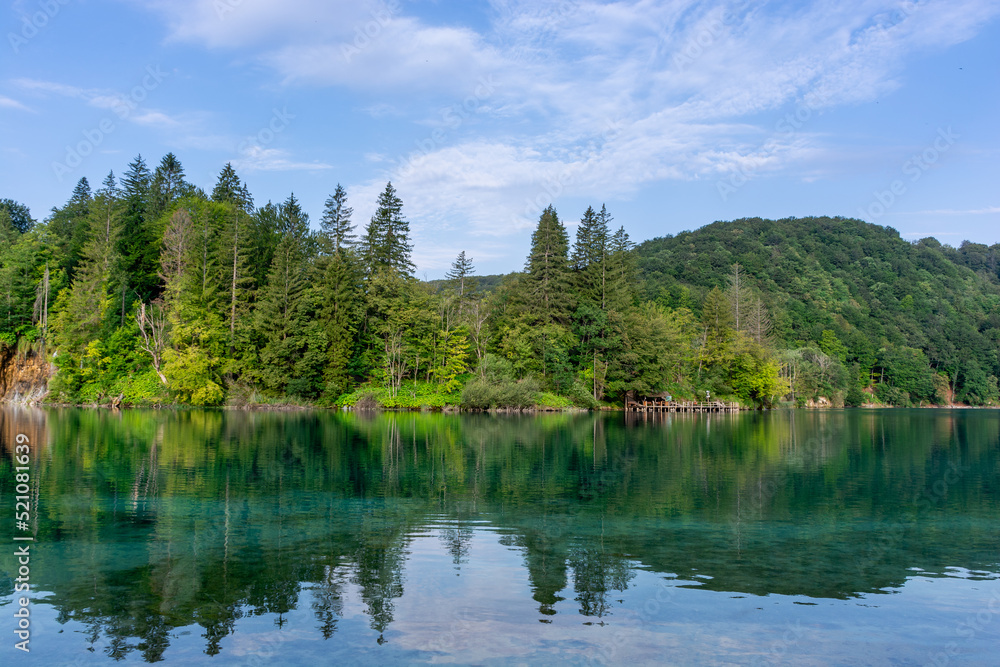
{"left": 1, "top": 154, "right": 997, "bottom": 408}
{"left": 636, "top": 217, "right": 1000, "bottom": 406}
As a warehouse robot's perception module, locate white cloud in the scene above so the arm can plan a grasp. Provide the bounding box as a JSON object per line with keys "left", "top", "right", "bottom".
{"left": 0, "top": 95, "right": 31, "bottom": 111}
{"left": 139, "top": 0, "right": 1000, "bottom": 249}
{"left": 232, "top": 145, "right": 333, "bottom": 172}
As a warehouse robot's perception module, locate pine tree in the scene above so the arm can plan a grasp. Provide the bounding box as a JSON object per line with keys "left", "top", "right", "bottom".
{"left": 211, "top": 163, "right": 253, "bottom": 213}
{"left": 47, "top": 177, "right": 92, "bottom": 279}
{"left": 320, "top": 184, "right": 355, "bottom": 254}
{"left": 572, "top": 204, "right": 611, "bottom": 310}
{"left": 149, "top": 153, "right": 188, "bottom": 218}
{"left": 113, "top": 154, "right": 158, "bottom": 321}
{"left": 254, "top": 194, "right": 319, "bottom": 395}
{"left": 248, "top": 201, "right": 280, "bottom": 291}
{"left": 217, "top": 202, "right": 254, "bottom": 354}
{"left": 606, "top": 225, "right": 636, "bottom": 312}
{"left": 361, "top": 182, "right": 414, "bottom": 278}
{"left": 51, "top": 179, "right": 121, "bottom": 357}
{"left": 445, "top": 251, "right": 476, "bottom": 303}
{"left": 524, "top": 205, "right": 572, "bottom": 325}
{"left": 316, "top": 249, "right": 360, "bottom": 396}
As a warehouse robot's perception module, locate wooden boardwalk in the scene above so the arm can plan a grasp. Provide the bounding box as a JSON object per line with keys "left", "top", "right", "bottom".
{"left": 625, "top": 399, "right": 741, "bottom": 413}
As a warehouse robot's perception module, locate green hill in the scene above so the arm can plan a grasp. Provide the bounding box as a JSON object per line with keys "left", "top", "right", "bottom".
{"left": 635, "top": 216, "right": 1000, "bottom": 406}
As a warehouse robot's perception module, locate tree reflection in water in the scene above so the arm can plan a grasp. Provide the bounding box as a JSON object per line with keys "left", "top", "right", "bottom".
{"left": 0, "top": 407, "right": 997, "bottom": 660}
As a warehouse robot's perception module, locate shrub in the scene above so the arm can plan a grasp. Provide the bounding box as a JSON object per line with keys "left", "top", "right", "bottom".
{"left": 461, "top": 376, "right": 539, "bottom": 410}
{"left": 567, "top": 382, "right": 598, "bottom": 409}
{"left": 874, "top": 383, "right": 910, "bottom": 407}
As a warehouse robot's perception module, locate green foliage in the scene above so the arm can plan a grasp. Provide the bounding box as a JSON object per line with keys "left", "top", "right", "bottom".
{"left": 338, "top": 381, "right": 462, "bottom": 409}
{"left": 460, "top": 376, "right": 540, "bottom": 410}
{"left": 19, "top": 157, "right": 1000, "bottom": 411}
{"left": 635, "top": 216, "right": 1000, "bottom": 407}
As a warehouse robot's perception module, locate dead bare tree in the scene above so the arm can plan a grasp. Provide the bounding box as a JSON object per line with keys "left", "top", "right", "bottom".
{"left": 136, "top": 300, "right": 169, "bottom": 384}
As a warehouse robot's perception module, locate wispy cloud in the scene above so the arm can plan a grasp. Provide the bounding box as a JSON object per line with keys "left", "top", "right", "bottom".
{"left": 140, "top": 0, "right": 1000, "bottom": 242}
{"left": 232, "top": 145, "right": 333, "bottom": 172}
{"left": 0, "top": 95, "right": 31, "bottom": 111}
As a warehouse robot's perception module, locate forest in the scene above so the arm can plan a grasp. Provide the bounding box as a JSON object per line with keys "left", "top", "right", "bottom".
{"left": 1, "top": 152, "right": 998, "bottom": 408}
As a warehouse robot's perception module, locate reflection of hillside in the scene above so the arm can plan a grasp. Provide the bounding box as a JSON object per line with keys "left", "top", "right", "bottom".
{"left": 0, "top": 408, "right": 997, "bottom": 660}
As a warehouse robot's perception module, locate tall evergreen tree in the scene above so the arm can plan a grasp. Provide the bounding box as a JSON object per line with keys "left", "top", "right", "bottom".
{"left": 255, "top": 194, "right": 321, "bottom": 395}
{"left": 361, "top": 182, "right": 414, "bottom": 278}
{"left": 524, "top": 205, "right": 572, "bottom": 325}
{"left": 248, "top": 201, "right": 280, "bottom": 291}
{"left": 606, "top": 225, "right": 636, "bottom": 312}
{"left": 445, "top": 251, "right": 475, "bottom": 303}
{"left": 47, "top": 177, "right": 92, "bottom": 279}
{"left": 320, "top": 184, "right": 355, "bottom": 254}
{"left": 572, "top": 204, "right": 611, "bottom": 310}
{"left": 315, "top": 249, "right": 360, "bottom": 396}
{"left": 211, "top": 163, "right": 253, "bottom": 213}
{"left": 51, "top": 178, "right": 121, "bottom": 358}
{"left": 149, "top": 152, "right": 189, "bottom": 218}
{"left": 113, "top": 154, "right": 159, "bottom": 322}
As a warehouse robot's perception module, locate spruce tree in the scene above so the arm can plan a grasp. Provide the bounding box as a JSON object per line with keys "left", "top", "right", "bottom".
{"left": 361, "top": 182, "right": 413, "bottom": 277}
{"left": 524, "top": 205, "right": 572, "bottom": 325}
{"left": 320, "top": 184, "right": 355, "bottom": 254}
{"left": 48, "top": 177, "right": 92, "bottom": 279}
{"left": 571, "top": 204, "right": 611, "bottom": 309}
{"left": 149, "top": 152, "right": 188, "bottom": 218}
{"left": 211, "top": 163, "right": 253, "bottom": 212}
{"left": 445, "top": 251, "right": 475, "bottom": 302}
{"left": 255, "top": 194, "right": 320, "bottom": 395}
{"left": 113, "top": 154, "right": 159, "bottom": 320}
{"left": 606, "top": 225, "right": 636, "bottom": 312}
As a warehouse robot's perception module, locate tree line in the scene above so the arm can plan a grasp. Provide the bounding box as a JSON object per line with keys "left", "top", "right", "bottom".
{"left": 2, "top": 153, "right": 994, "bottom": 408}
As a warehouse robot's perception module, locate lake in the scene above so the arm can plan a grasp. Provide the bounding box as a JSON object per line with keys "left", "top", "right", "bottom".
{"left": 1, "top": 407, "right": 998, "bottom": 665}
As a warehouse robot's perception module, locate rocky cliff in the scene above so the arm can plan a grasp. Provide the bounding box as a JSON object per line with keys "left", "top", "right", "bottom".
{"left": 0, "top": 345, "right": 53, "bottom": 404}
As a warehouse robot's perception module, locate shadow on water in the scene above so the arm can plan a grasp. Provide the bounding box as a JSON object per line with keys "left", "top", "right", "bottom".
{"left": 1, "top": 407, "right": 998, "bottom": 661}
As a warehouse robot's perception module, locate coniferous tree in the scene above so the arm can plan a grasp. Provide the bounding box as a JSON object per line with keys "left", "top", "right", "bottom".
{"left": 248, "top": 201, "right": 280, "bottom": 290}
{"left": 112, "top": 154, "right": 159, "bottom": 322}
{"left": 47, "top": 177, "right": 92, "bottom": 279}
{"left": 149, "top": 153, "right": 189, "bottom": 218}
{"left": 255, "top": 194, "right": 322, "bottom": 396}
{"left": 446, "top": 251, "right": 476, "bottom": 305}
{"left": 315, "top": 185, "right": 360, "bottom": 396}
{"left": 571, "top": 205, "right": 612, "bottom": 306}
{"left": 50, "top": 175, "right": 121, "bottom": 366}
{"left": 211, "top": 163, "right": 254, "bottom": 213}
{"left": 361, "top": 182, "right": 413, "bottom": 278}
{"left": 217, "top": 201, "right": 255, "bottom": 361}
{"left": 320, "top": 184, "right": 355, "bottom": 254}
{"left": 524, "top": 205, "right": 572, "bottom": 325}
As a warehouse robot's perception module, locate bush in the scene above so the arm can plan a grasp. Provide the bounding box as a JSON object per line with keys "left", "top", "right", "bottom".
{"left": 354, "top": 391, "right": 380, "bottom": 411}
{"left": 874, "top": 383, "right": 910, "bottom": 407}
{"left": 461, "top": 376, "right": 539, "bottom": 410}
{"left": 844, "top": 384, "right": 866, "bottom": 407}
{"left": 567, "top": 382, "right": 598, "bottom": 409}
{"left": 536, "top": 392, "right": 573, "bottom": 409}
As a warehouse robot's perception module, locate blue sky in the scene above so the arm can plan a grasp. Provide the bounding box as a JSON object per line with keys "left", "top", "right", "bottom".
{"left": 2, "top": 0, "right": 999, "bottom": 277}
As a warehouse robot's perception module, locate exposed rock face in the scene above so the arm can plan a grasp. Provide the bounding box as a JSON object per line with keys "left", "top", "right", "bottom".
{"left": 0, "top": 345, "right": 54, "bottom": 404}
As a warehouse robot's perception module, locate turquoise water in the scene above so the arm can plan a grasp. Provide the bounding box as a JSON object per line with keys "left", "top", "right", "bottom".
{"left": 1, "top": 408, "right": 998, "bottom": 665}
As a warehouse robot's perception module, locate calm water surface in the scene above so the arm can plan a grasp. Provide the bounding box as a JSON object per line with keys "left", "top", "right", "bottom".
{"left": 1, "top": 408, "right": 998, "bottom": 665}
